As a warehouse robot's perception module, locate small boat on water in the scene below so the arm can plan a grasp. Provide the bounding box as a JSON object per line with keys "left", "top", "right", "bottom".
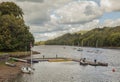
{"left": 89, "top": 62, "right": 99, "bottom": 66}
{"left": 88, "top": 62, "right": 108, "bottom": 66}
{"left": 80, "top": 58, "right": 88, "bottom": 66}
{"left": 5, "top": 62, "right": 16, "bottom": 67}
{"left": 98, "top": 62, "right": 108, "bottom": 66}
{"left": 80, "top": 61, "right": 88, "bottom": 65}
{"left": 79, "top": 58, "right": 108, "bottom": 67}
{"left": 77, "top": 48, "right": 83, "bottom": 51}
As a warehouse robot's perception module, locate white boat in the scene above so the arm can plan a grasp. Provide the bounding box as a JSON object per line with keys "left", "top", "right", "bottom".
{"left": 77, "top": 48, "right": 83, "bottom": 51}
{"left": 21, "top": 44, "right": 34, "bottom": 74}
{"left": 5, "top": 62, "right": 16, "bottom": 67}
{"left": 21, "top": 66, "right": 33, "bottom": 74}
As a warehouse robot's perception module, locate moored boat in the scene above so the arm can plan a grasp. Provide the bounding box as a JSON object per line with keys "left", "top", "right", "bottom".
{"left": 80, "top": 61, "right": 88, "bottom": 65}
{"left": 77, "top": 48, "right": 83, "bottom": 51}
{"left": 98, "top": 62, "right": 108, "bottom": 66}
{"left": 89, "top": 62, "right": 99, "bottom": 66}
{"left": 21, "top": 66, "right": 33, "bottom": 74}
{"left": 89, "top": 62, "right": 108, "bottom": 66}
{"left": 79, "top": 59, "right": 108, "bottom": 67}
{"left": 80, "top": 58, "right": 88, "bottom": 65}
{"left": 5, "top": 62, "right": 16, "bottom": 67}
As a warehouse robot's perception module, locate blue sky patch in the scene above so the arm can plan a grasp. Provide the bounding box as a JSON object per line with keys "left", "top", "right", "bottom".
{"left": 100, "top": 12, "right": 120, "bottom": 24}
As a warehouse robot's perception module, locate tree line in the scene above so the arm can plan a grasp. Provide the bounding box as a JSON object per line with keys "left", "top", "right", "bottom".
{"left": 44, "top": 26, "right": 120, "bottom": 47}
{"left": 0, "top": 2, "right": 34, "bottom": 51}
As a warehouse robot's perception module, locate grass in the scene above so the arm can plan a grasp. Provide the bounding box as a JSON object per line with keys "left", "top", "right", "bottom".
{"left": 9, "top": 51, "right": 31, "bottom": 57}
{"left": 0, "top": 52, "right": 8, "bottom": 55}
{"left": 0, "top": 61, "right": 5, "bottom": 66}
{"left": 0, "top": 51, "right": 40, "bottom": 58}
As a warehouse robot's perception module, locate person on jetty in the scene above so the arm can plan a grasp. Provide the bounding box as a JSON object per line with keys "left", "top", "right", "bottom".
{"left": 94, "top": 59, "right": 97, "bottom": 63}
{"left": 43, "top": 55, "right": 45, "bottom": 59}
{"left": 56, "top": 54, "right": 58, "bottom": 59}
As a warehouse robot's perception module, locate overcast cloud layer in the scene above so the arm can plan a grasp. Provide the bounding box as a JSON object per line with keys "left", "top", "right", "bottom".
{"left": 1, "top": 0, "right": 120, "bottom": 41}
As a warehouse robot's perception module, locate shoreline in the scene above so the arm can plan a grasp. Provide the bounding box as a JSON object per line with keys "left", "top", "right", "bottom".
{"left": 102, "top": 47, "right": 120, "bottom": 50}
{"left": 0, "top": 62, "right": 24, "bottom": 82}
{"left": 0, "top": 51, "right": 40, "bottom": 82}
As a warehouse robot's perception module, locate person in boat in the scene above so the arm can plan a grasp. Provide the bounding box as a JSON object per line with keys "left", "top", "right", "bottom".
{"left": 83, "top": 58, "right": 86, "bottom": 62}
{"left": 82, "top": 58, "right": 86, "bottom": 62}
{"left": 80, "top": 58, "right": 88, "bottom": 65}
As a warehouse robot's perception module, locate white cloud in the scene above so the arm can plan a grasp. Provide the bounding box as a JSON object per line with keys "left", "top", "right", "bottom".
{"left": 34, "top": 31, "right": 68, "bottom": 41}
{"left": 17, "top": 1, "right": 50, "bottom": 25}
{"left": 101, "top": 0, "right": 120, "bottom": 12}
{"left": 53, "top": 1, "right": 102, "bottom": 24}
{"left": 103, "top": 19, "right": 120, "bottom": 27}
{"left": 16, "top": 0, "right": 73, "bottom": 25}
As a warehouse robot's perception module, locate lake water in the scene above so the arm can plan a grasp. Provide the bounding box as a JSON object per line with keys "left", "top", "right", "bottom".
{"left": 14, "top": 45, "right": 120, "bottom": 82}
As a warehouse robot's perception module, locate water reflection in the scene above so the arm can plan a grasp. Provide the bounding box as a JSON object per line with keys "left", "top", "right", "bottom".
{"left": 14, "top": 45, "right": 120, "bottom": 82}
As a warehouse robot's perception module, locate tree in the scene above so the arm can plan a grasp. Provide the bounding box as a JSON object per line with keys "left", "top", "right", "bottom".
{"left": 0, "top": 2, "right": 34, "bottom": 51}
{"left": 0, "top": 2, "right": 23, "bottom": 18}
{"left": 107, "top": 33, "right": 120, "bottom": 47}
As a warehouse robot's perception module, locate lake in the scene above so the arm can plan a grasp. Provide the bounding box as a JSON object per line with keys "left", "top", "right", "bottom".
{"left": 14, "top": 45, "right": 120, "bottom": 82}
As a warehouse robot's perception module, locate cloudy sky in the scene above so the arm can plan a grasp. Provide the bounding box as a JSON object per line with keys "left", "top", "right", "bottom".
{"left": 1, "top": 0, "right": 120, "bottom": 42}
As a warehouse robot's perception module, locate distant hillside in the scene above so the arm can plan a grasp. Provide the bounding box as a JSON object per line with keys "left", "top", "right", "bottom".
{"left": 35, "top": 41, "right": 45, "bottom": 45}
{"left": 76, "top": 30, "right": 88, "bottom": 35}
{"left": 39, "top": 26, "right": 120, "bottom": 47}
{"left": 81, "top": 26, "right": 120, "bottom": 47}
{"left": 45, "top": 33, "right": 80, "bottom": 45}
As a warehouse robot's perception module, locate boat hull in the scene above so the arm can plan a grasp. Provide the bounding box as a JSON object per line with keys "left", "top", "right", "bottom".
{"left": 89, "top": 62, "right": 108, "bottom": 66}
{"left": 80, "top": 61, "right": 88, "bottom": 65}
{"left": 21, "top": 66, "right": 33, "bottom": 74}
{"left": 5, "top": 62, "right": 16, "bottom": 67}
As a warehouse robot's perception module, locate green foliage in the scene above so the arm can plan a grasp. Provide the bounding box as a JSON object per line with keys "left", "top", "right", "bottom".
{"left": 45, "top": 33, "right": 80, "bottom": 45}
{"left": 0, "top": 2, "right": 23, "bottom": 18}
{"left": 35, "top": 41, "right": 45, "bottom": 45}
{"left": 44, "top": 26, "right": 120, "bottom": 47}
{"left": 0, "top": 2, "right": 34, "bottom": 51}
{"left": 107, "top": 33, "right": 120, "bottom": 46}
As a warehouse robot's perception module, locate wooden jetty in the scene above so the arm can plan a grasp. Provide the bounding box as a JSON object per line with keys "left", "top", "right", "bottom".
{"left": 10, "top": 57, "right": 108, "bottom": 66}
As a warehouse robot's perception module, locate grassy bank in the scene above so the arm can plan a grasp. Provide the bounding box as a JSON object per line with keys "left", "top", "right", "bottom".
{"left": 0, "top": 50, "right": 40, "bottom": 82}
{"left": 0, "top": 51, "right": 40, "bottom": 58}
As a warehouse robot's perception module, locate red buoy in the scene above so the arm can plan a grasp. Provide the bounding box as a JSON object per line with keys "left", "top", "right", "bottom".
{"left": 112, "top": 68, "right": 115, "bottom": 72}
